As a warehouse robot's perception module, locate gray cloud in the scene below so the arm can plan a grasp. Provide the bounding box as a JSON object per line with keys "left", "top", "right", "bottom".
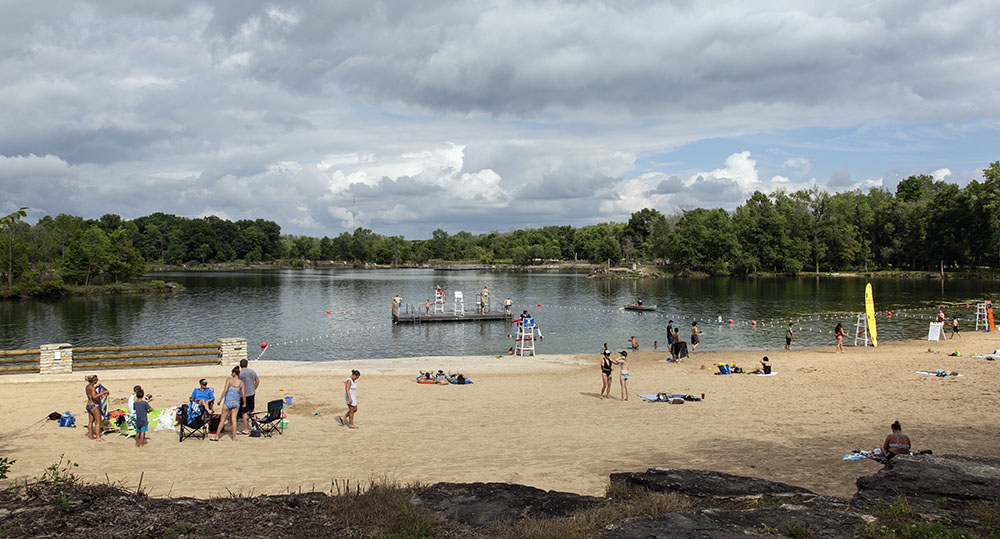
{"left": 0, "top": 1, "right": 997, "bottom": 237}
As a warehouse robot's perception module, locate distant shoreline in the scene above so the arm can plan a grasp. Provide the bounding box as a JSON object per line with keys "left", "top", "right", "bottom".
{"left": 145, "top": 261, "right": 1000, "bottom": 280}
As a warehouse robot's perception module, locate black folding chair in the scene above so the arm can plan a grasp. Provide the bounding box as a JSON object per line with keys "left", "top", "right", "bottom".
{"left": 178, "top": 403, "right": 208, "bottom": 442}
{"left": 250, "top": 399, "right": 284, "bottom": 437}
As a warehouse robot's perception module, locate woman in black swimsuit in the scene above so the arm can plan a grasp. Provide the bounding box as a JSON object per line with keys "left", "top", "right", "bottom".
{"left": 600, "top": 350, "right": 614, "bottom": 399}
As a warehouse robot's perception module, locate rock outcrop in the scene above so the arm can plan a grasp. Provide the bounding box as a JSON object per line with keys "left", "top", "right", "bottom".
{"left": 610, "top": 467, "right": 816, "bottom": 499}
{"left": 409, "top": 481, "right": 602, "bottom": 527}
{"left": 856, "top": 453, "right": 1000, "bottom": 502}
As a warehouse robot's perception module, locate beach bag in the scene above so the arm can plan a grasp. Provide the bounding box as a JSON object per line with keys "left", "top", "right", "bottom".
{"left": 58, "top": 412, "right": 75, "bottom": 427}
{"left": 209, "top": 413, "right": 221, "bottom": 434}
{"left": 249, "top": 420, "right": 261, "bottom": 438}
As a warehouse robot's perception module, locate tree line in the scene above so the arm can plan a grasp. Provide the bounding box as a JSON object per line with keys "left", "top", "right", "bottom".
{"left": 2, "top": 162, "right": 998, "bottom": 295}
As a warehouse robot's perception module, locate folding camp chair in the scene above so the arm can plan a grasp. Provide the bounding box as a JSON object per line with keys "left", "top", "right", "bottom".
{"left": 250, "top": 399, "right": 284, "bottom": 437}
{"left": 178, "top": 403, "right": 208, "bottom": 442}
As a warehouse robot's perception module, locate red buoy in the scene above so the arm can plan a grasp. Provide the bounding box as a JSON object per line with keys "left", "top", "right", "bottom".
{"left": 260, "top": 342, "right": 267, "bottom": 350}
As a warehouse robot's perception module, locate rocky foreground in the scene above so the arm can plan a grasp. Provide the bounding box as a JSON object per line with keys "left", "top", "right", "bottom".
{"left": 1, "top": 454, "right": 998, "bottom": 537}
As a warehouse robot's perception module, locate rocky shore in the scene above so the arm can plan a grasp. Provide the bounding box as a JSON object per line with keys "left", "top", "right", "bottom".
{"left": 2, "top": 454, "right": 997, "bottom": 537}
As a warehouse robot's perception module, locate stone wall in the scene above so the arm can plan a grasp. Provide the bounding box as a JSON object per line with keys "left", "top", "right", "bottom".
{"left": 39, "top": 343, "right": 73, "bottom": 374}
{"left": 219, "top": 338, "right": 247, "bottom": 366}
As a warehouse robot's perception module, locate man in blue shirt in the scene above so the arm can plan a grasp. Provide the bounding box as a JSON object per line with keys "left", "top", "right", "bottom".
{"left": 190, "top": 379, "right": 215, "bottom": 413}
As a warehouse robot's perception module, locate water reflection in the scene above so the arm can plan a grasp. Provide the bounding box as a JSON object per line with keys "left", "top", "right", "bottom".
{"left": 1, "top": 270, "right": 997, "bottom": 361}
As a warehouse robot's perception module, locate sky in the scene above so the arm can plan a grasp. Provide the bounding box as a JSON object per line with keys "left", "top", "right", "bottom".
{"left": 1, "top": 1, "right": 998, "bottom": 239}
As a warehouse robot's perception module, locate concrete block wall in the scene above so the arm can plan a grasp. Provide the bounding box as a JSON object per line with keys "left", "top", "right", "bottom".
{"left": 40, "top": 343, "right": 73, "bottom": 374}
{"left": 219, "top": 338, "right": 247, "bottom": 366}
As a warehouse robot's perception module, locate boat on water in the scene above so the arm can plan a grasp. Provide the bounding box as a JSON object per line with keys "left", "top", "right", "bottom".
{"left": 623, "top": 303, "right": 657, "bottom": 312}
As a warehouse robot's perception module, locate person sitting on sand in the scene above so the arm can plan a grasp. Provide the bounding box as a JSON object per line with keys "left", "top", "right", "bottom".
{"left": 446, "top": 372, "right": 469, "bottom": 384}
{"left": 748, "top": 356, "right": 771, "bottom": 375}
{"left": 880, "top": 420, "right": 911, "bottom": 460}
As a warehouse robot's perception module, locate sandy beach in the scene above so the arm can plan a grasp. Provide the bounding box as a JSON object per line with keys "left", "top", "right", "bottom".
{"left": 2, "top": 332, "right": 998, "bottom": 499}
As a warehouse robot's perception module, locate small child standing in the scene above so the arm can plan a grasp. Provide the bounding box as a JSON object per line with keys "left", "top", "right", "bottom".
{"left": 615, "top": 351, "right": 630, "bottom": 402}
{"left": 785, "top": 322, "right": 794, "bottom": 350}
{"left": 133, "top": 388, "right": 153, "bottom": 449}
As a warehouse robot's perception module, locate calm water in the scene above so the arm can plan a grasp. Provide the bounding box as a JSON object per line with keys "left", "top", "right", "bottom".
{"left": 1, "top": 270, "right": 998, "bottom": 361}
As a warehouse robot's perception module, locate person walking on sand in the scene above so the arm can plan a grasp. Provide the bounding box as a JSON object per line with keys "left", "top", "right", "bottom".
{"left": 834, "top": 322, "right": 846, "bottom": 353}
{"left": 785, "top": 322, "right": 794, "bottom": 350}
{"left": 212, "top": 367, "right": 244, "bottom": 441}
{"left": 600, "top": 349, "right": 614, "bottom": 399}
{"left": 690, "top": 321, "right": 702, "bottom": 352}
{"left": 950, "top": 317, "right": 961, "bottom": 339}
{"left": 85, "top": 375, "right": 109, "bottom": 441}
{"left": 339, "top": 370, "right": 361, "bottom": 428}
{"left": 238, "top": 359, "right": 259, "bottom": 435}
{"left": 615, "top": 351, "right": 630, "bottom": 401}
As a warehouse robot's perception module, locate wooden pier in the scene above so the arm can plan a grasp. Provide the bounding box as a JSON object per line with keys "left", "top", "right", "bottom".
{"left": 392, "top": 312, "right": 511, "bottom": 324}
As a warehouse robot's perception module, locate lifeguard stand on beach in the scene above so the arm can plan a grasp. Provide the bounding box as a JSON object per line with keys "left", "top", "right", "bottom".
{"left": 975, "top": 302, "right": 988, "bottom": 331}
{"left": 854, "top": 313, "right": 870, "bottom": 346}
{"left": 515, "top": 317, "right": 536, "bottom": 356}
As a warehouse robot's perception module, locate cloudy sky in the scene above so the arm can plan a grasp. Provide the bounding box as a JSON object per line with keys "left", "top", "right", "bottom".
{"left": 1, "top": 1, "right": 998, "bottom": 238}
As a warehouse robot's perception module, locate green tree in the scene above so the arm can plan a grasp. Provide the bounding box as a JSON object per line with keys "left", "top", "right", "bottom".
{"left": 1, "top": 207, "right": 28, "bottom": 289}
{"left": 62, "top": 226, "right": 111, "bottom": 285}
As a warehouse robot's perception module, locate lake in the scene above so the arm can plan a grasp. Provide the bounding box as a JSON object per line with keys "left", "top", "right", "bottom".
{"left": 1, "top": 270, "right": 997, "bottom": 361}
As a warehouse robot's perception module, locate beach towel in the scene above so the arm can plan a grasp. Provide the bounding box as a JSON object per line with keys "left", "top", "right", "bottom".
{"left": 916, "top": 370, "right": 963, "bottom": 377}
{"left": 757, "top": 372, "right": 777, "bottom": 377}
{"left": 971, "top": 350, "right": 1000, "bottom": 360}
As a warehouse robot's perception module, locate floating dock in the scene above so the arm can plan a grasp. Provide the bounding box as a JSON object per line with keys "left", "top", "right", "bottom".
{"left": 392, "top": 312, "right": 511, "bottom": 324}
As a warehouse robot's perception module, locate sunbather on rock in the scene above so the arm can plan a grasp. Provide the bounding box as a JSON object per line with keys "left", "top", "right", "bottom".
{"left": 881, "top": 421, "right": 911, "bottom": 460}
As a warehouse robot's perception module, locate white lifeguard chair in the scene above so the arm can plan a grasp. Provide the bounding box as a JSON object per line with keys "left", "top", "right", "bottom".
{"left": 854, "top": 313, "right": 869, "bottom": 347}
{"left": 453, "top": 291, "right": 465, "bottom": 316}
{"left": 515, "top": 317, "right": 536, "bottom": 356}
{"left": 433, "top": 289, "right": 445, "bottom": 314}
{"left": 975, "top": 302, "right": 988, "bottom": 331}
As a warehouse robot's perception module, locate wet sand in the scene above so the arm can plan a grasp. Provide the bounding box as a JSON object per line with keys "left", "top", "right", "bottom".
{"left": 1, "top": 332, "right": 997, "bottom": 498}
